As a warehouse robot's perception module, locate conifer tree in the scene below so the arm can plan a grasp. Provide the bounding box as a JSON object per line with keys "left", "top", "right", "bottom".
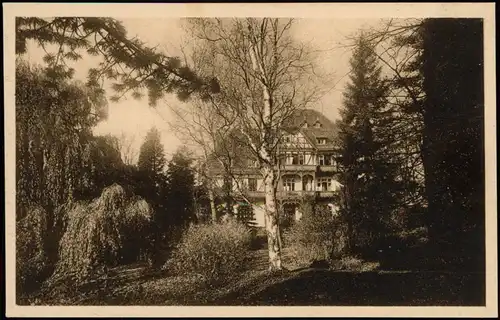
{"left": 136, "top": 126, "right": 168, "bottom": 222}
{"left": 136, "top": 127, "right": 168, "bottom": 264}
{"left": 137, "top": 127, "right": 166, "bottom": 177}
{"left": 16, "top": 17, "right": 220, "bottom": 105}
{"left": 165, "top": 146, "right": 196, "bottom": 228}
{"left": 335, "top": 34, "right": 402, "bottom": 255}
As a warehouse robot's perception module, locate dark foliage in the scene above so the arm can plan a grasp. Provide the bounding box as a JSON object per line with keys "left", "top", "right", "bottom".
{"left": 164, "top": 147, "right": 197, "bottom": 228}
{"left": 16, "top": 17, "right": 220, "bottom": 105}
{"left": 335, "top": 35, "right": 404, "bottom": 256}
{"left": 420, "top": 18, "right": 485, "bottom": 271}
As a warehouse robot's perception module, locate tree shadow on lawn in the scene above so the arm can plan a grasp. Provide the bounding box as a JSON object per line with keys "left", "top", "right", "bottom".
{"left": 213, "top": 269, "right": 486, "bottom": 306}
{"left": 41, "top": 262, "right": 484, "bottom": 306}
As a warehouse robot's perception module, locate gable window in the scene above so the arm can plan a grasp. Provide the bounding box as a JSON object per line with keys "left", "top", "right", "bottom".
{"left": 314, "top": 121, "right": 322, "bottom": 128}
{"left": 302, "top": 122, "right": 308, "bottom": 128}
{"left": 317, "top": 137, "right": 327, "bottom": 145}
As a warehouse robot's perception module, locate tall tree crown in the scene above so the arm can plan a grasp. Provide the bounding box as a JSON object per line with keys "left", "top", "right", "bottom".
{"left": 137, "top": 127, "right": 166, "bottom": 175}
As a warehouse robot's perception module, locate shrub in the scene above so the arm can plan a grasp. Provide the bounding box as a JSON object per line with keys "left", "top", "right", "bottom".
{"left": 164, "top": 219, "right": 253, "bottom": 283}
{"left": 48, "top": 184, "right": 153, "bottom": 286}
{"left": 284, "top": 204, "right": 347, "bottom": 266}
{"left": 16, "top": 205, "right": 54, "bottom": 296}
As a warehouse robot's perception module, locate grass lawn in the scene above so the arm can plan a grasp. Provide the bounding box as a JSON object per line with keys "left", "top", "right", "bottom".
{"left": 23, "top": 244, "right": 485, "bottom": 306}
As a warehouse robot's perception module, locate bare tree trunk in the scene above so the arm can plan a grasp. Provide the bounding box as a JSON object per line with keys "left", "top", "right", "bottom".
{"left": 262, "top": 165, "right": 282, "bottom": 271}
{"left": 247, "top": 21, "right": 284, "bottom": 271}
{"left": 340, "top": 177, "right": 355, "bottom": 254}
{"left": 208, "top": 187, "right": 217, "bottom": 223}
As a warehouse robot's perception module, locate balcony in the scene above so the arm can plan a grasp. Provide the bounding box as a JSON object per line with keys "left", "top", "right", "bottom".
{"left": 316, "top": 191, "right": 336, "bottom": 198}
{"left": 277, "top": 190, "right": 336, "bottom": 199}
{"left": 316, "top": 144, "right": 335, "bottom": 150}
{"left": 237, "top": 189, "right": 337, "bottom": 200}
{"left": 278, "top": 190, "right": 314, "bottom": 198}
{"left": 278, "top": 164, "right": 317, "bottom": 172}
{"left": 317, "top": 165, "right": 338, "bottom": 173}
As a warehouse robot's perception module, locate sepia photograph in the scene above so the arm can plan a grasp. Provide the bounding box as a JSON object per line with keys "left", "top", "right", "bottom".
{"left": 4, "top": 2, "right": 497, "bottom": 318}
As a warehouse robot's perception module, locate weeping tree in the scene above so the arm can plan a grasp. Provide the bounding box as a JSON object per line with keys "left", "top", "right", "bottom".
{"left": 51, "top": 184, "right": 153, "bottom": 286}
{"left": 15, "top": 60, "right": 111, "bottom": 297}
{"left": 177, "top": 18, "right": 329, "bottom": 270}
{"left": 16, "top": 17, "right": 221, "bottom": 280}
{"left": 15, "top": 60, "right": 107, "bottom": 212}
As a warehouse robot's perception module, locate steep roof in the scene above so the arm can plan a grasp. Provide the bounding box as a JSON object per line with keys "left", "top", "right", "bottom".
{"left": 206, "top": 108, "right": 337, "bottom": 174}
{"left": 284, "top": 109, "right": 337, "bottom": 148}
{"left": 284, "top": 108, "right": 336, "bottom": 131}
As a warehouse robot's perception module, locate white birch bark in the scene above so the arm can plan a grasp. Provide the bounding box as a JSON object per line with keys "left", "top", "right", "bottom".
{"left": 262, "top": 164, "right": 282, "bottom": 270}
{"left": 208, "top": 187, "right": 217, "bottom": 223}
{"left": 248, "top": 27, "right": 283, "bottom": 270}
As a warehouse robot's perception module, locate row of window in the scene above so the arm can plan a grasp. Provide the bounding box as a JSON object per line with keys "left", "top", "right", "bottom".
{"left": 283, "top": 177, "right": 335, "bottom": 192}
{"left": 239, "top": 177, "right": 335, "bottom": 192}
{"left": 282, "top": 152, "right": 337, "bottom": 166}
{"left": 282, "top": 135, "right": 328, "bottom": 145}
{"left": 303, "top": 121, "right": 323, "bottom": 128}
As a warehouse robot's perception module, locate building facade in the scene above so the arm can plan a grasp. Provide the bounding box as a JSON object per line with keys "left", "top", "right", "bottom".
{"left": 208, "top": 109, "right": 342, "bottom": 227}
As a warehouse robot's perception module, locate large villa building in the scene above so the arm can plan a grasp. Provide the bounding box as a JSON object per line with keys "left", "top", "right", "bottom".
{"left": 207, "top": 109, "right": 342, "bottom": 227}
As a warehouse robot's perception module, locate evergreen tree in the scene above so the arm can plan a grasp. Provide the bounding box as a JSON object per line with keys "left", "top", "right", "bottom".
{"left": 166, "top": 147, "right": 196, "bottom": 228}
{"left": 16, "top": 17, "right": 220, "bottom": 105}
{"left": 135, "top": 127, "right": 168, "bottom": 265}
{"left": 335, "top": 34, "right": 402, "bottom": 256}
{"left": 384, "top": 25, "right": 427, "bottom": 229}
{"left": 136, "top": 126, "right": 168, "bottom": 219}
{"left": 137, "top": 127, "right": 166, "bottom": 178}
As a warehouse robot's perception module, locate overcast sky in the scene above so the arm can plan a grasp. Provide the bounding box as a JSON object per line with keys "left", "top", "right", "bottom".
{"left": 23, "top": 18, "right": 383, "bottom": 161}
